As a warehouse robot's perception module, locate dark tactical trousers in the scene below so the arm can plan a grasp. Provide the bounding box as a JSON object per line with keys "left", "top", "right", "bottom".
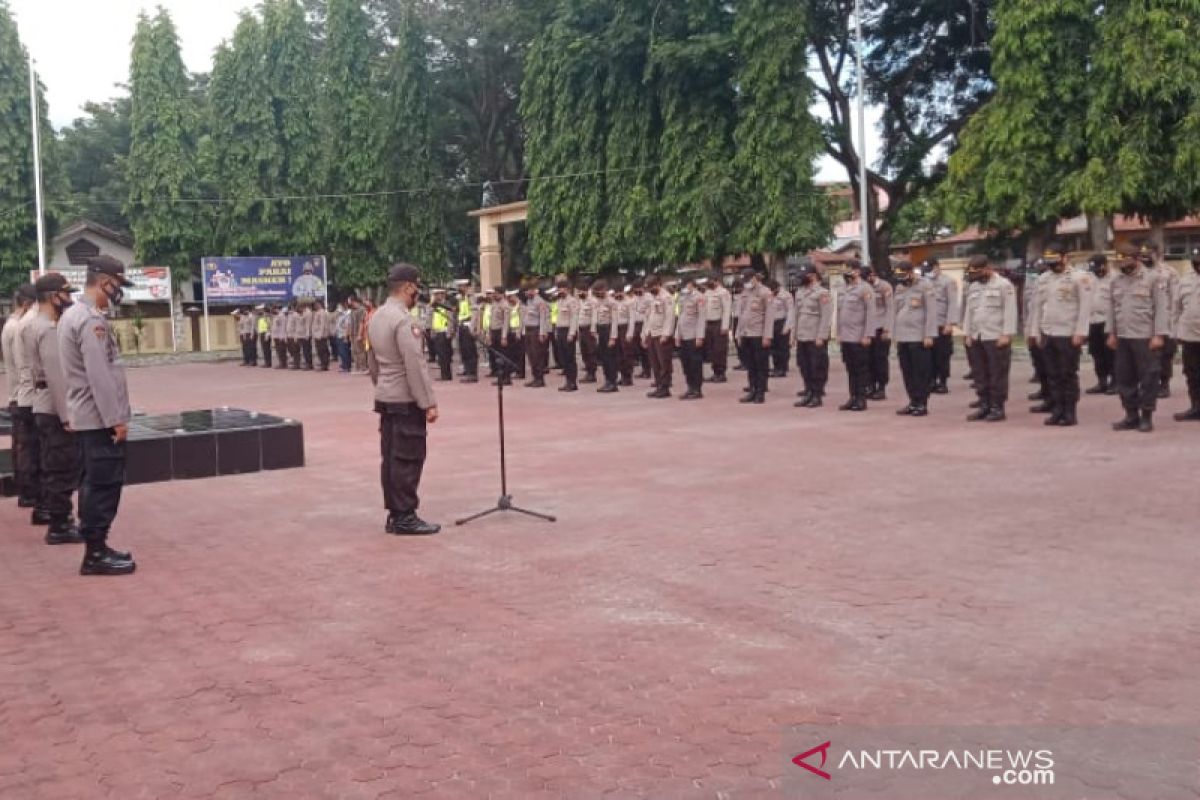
{"left": 679, "top": 340, "right": 704, "bottom": 394}
{"left": 1114, "top": 338, "right": 1161, "bottom": 413}
{"left": 579, "top": 328, "right": 598, "bottom": 377}
{"left": 275, "top": 338, "right": 288, "bottom": 368}
{"left": 1029, "top": 341, "right": 1049, "bottom": 396}
{"left": 596, "top": 324, "right": 618, "bottom": 385}
{"left": 770, "top": 319, "right": 790, "bottom": 374}
{"left": 459, "top": 327, "right": 479, "bottom": 377}
{"left": 78, "top": 429, "right": 126, "bottom": 549}
{"left": 35, "top": 414, "right": 79, "bottom": 520}
{"left": 377, "top": 402, "right": 427, "bottom": 514}
{"left": 433, "top": 332, "right": 453, "bottom": 380}
{"left": 840, "top": 341, "right": 870, "bottom": 399}
{"left": 742, "top": 337, "right": 770, "bottom": 396}
{"left": 648, "top": 337, "right": 674, "bottom": 392}
{"left": 796, "top": 341, "right": 830, "bottom": 396}
{"left": 1160, "top": 337, "right": 1177, "bottom": 388}
{"left": 974, "top": 340, "right": 1012, "bottom": 409}
{"left": 524, "top": 327, "right": 548, "bottom": 380}
{"left": 1042, "top": 335, "right": 1082, "bottom": 410}
{"left": 1087, "top": 322, "right": 1113, "bottom": 382}
{"left": 259, "top": 334, "right": 272, "bottom": 367}
{"left": 288, "top": 339, "right": 302, "bottom": 368}
{"left": 632, "top": 322, "right": 649, "bottom": 373}
{"left": 705, "top": 320, "right": 728, "bottom": 377}
{"left": 301, "top": 338, "right": 314, "bottom": 369}
{"left": 617, "top": 325, "right": 635, "bottom": 382}
{"left": 488, "top": 329, "right": 504, "bottom": 377}
{"left": 897, "top": 342, "right": 933, "bottom": 406}
{"left": 1182, "top": 341, "right": 1200, "bottom": 406}
{"left": 964, "top": 338, "right": 984, "bottom": 391}
{"left": 869, "top": 329, "right": 891, "bottom": 389}
{"left": 506, "top": 331, "right": 525, "bottom": 379}
{"left": 555, "top": 329, "right": 577, "bottom": 384}
{"left": 933, "top": 331, "right": 954, "bottom": 383}
{"left": 241, "top": 335, "right": 256, "bottom": 365}
{"left": 12, "top": 405, "right": 40, "bottom": 506}
{"left": 316, "top": 337, "right": 331, "bottom": 370}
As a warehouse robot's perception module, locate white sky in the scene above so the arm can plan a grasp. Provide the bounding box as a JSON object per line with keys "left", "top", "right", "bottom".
{"left": 9, "top": 0, "right": 875, "bottom": 183}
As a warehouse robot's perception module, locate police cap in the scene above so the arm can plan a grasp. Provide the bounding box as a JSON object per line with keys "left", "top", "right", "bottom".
{"left": 87, "top": 255, "right": 134, "bottom": 287}
{"left": 387, "top": 263, "right": 422, "bottom": 285}
{"left": 34, "top": 272, "right": 75, "bottom": 294}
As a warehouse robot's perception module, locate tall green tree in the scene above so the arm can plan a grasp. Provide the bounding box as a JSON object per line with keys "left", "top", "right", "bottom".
{"left": 126, "top": 8, "right": 203, "bottom": 269}
{"left": 379, "top": 4, "right": 446, "bottom": 274}
{"left": 317, "top": 0, "right": 385, "bottom": 288}
{"left": 729, "top": 0, "right": 829, "bottom": 264}
{"left": 58, "top": 98, "right": 132, "bottom": 234}
{"left": 207, "top": 13, "right": 283, "bottom": 255}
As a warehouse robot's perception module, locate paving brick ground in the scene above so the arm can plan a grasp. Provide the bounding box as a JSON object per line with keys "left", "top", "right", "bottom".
{"left": 2, "top": 356, "right": 1198, "bottom": 798}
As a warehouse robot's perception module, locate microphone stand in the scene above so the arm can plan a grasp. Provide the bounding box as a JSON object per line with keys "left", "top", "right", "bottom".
{"left": 455, "top": 342, "right": 557, "bottom": 526}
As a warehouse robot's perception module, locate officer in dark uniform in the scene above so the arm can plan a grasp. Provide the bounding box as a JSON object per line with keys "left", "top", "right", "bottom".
{"left": 368, "top": 263, "right": 441, "bottom": 535}
{"left": 57, "top": 256, "right": 137, "bottom": 575}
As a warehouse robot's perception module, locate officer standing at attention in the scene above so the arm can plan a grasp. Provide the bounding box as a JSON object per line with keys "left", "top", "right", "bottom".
{"left": 704, "top": 275, "right": 732, "bottom": 383}
{"left": 736, "top": 269, "right": 773, "bottom": 404}
{"left": 521, "top": 278, "right": 552, "bottom": 388}
{"left": 1024, "top": 258, "right": 1050, "bottom": 402}
{"left": 1174, "top": 249, "right": 1200, "bottom": 421}
{"left": 368, "top": 263, "right": 440, "bottom": 536}
{"left": 675, "top": 273, "right": 707, "bottom": 400}
{"left": 27, "top": 273, "right": 85, "bottom": 545}
{"left": 864, "top": 265, "right": 894, "bottom": 400}
{"left": 591, "top": 281, "right": 620, "bottom": 393}
{"left": 256, "top": 305, "right": 272, "bottom": 368}
{"left": 1085, "top": 254, "right": 1116, "bottom": 394}
{"left": 58, "top": 255, "right": 137, "bottom": 575}
{"left": 891, "top": 261, "right": 938, "bottom": 417}
{"left": 1108, "top": 244, "right": 1170, "bottom": 432}
{"left": 4, "top": 284, "right": 41, "bottom": 515}
{"left": 271, "top": 305, "right": 289, "bottom": 369}
{"left": 924, "top": 257, "right": 960, "bottom": 394}
{"left": 429, "top": 288, "right": 455, "bottom": 382}
{"left": 553, "top": 279, "right": 581, "bottom": 391}
{"left": 614, "top": 285, "right": 636, "bottom": 386}
{"left": 487, "top": 287, "right": 507, "bottom": 381}
{"left": 311, "top": 300, "right": 332, "bottom": 370}
{"left": 235, "top": 308, "right": 255, "bottom": 366}
{"left": 286, "top": 301, "right": 303, "bottom": 369}
{"left": 642, "top": 275, "right": 676, "bottom": 399}
{"left": 299, "top": 301, "right": 316, "bottom": 370}
{"left": 793, "top": 263, "right": 833, "bottom": 408}
{"left": 1028, "top": 244, "right": 1094, "bottom": 426}
{"left": 767, "top": 278, "right": 793, "bottom": 378}
{"left": 577, "top": 283, "right": 598, "bottom": 384}
{"left": 962, "top": 254, "right": 1018, "bottom": 422}
{"left": 835, "top": 261, "right": 879, "bottom": 411}
{"left": 631, "top": 280, "right": 652, "bottom": 378}
{"left": 455, "top": 280, "right": 480, "bottom": 383}
{"left": 1140, "top": 242, "right": 1180, "bottom": 398}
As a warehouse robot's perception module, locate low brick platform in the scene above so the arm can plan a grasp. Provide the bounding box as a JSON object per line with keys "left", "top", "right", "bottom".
{"left": 1, "top": 359, "right": 1197, "bottom": 798}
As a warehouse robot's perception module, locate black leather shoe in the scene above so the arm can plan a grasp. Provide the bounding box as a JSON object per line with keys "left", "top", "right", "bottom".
{"left": 1027, "top": 390, "right": 1045, "bottom": 401}
{"left": 739, "top": 393, "right": 758, "bottom": 404}
{"left": 388, "top": 513, "right": 440, "bottom": 536}
{"left": 17, "top": 497, "right": 36, "bottom": 509}
{"left": 751, "top": 393, "right": 765, "bottom": 404}
{"left": 967, "top": 407, "right": 990, "bottom": 422}
{"left": 1084, "top": 383, "right": 1106, "bottom": 395}
{"left": 896, "top": 404, "right": 915, "bottom": 416}
{"left": 1104, "top": 385, "right": 1118, "bottom": 395}
{"left": 968, "top": 399, "right": 983, "bottom": 409}
{"left": 45, "top": 523, "right": 85, "bottom": 545}
{"left": 1138, "top": 411, "right": 1154, "bottom": 433}
{"left": 459, "top": 376, "right": 479, "bottom": 384}
{"left": 868, "top": 390, "right": 886, "bottom": 401}
{"left": 1112, "top": 414, "right": 1139, "bottom": 431}
{"left": 849, "top": 397, "right": 867, "bottom": 411}
{"left": 525, "top": 379, "right": 545, "bottom": 388}
{"left": 559, "top": 383, "right": 578, "bottom": 392}
{"left": 680, "top": 391, "right": 702, "bottom": 400}
{"left": 580, "top": 375, "right": 597, "bottom": 384}
{"left": 650, "top": 389, "right": 670, "bottom": 399}
{"left": 931, "top": 383, "right": 949, "bottom": 395}
{"left": 1157, "top": 384, "right": 1170, "bottom": 399}
{"left": 710, "top": 375, "right": 727, "bottom": 384}
{"left": 638, "top": 371, "right": 652, "bottom": 379}
{"left": 104, "top": 545, "right": 133, "bottom": 562}
{"left": 619, "top": 378, "right": 633, "bottom": 387}
{"left": 838, "top": 399, "right": 856, "bottom": 411}
{"left": 807, "top": 395, "right": 823, "bottom": 408}
{"left": 910, "top": 405, "right": 929, "bottom": 417}
{"left": 1043, "top": 411, "right": 1064, "bottom": 426}
{"left": 646, "top": 389, "right": 660, "bottom": 398}
{"left": 31, "top": 509, "right": 52, "bottom": 526}
{"left": 597, "top": 383, "right": 618, "bottom": 393}
{"left": 1057, "top": 407, "right": 1078, "bottom": 427}
{"left": 1030, "top": 402, "right": 1054, "bottom": 414}
{"left": 985, "top": 406, "right": 1006, "bottom": 422}
{"left": 732, "top": 365, "right": 747, "bottom": 371}
{"left": 1174, "top": 406, "right": 1200, "bottom": 422}
{"left": 80, "top": 550, "right": 136, "bottom": 576}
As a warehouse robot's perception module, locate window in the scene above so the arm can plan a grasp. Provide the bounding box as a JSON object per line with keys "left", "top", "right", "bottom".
{"left": 65, "top": 238, "right": 100, "bottom": 266}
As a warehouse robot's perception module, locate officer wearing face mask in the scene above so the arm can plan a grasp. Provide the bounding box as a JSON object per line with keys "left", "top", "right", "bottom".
{"left": 1139, "top": 242, "right": 1180, "bottom": 398}
{"left": 1085, "top": 254, "right": 1117, "bottom": 395}
{"left": 891, "top": 261, "right": 938, "bottom": 416}
{"left": 835, "top": 259, "right": 880, "bottom": 411}
{"left": 792, "top": 262, "right": 833, "bottom": 408}
{"left": 1107, "top": 244, "right": 1169, "bottom": 432}
{"left": 1028, "top": 242, "right": 1093, "bottom": 427}
{"left": 962, "top": 254, "right": 1017, "bottom": 422}
{"left": 57, "top": 255, "right": 137, "bottom": 575}
{"left": 367, "top": 263, "right": 440, "bottom": 535}
{"left": 674, "top": 273, "right": 707, "bottom": 400}
{"left": 1171, "top": 249, "right": 1200, "bottom": 421}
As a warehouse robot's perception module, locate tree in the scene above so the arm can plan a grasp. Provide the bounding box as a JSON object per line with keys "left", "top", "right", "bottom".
{"left": 126, "top": 8, "right": 204, "bottom": 270}
{"left": 58, "top": 98, "right": 132, "bottom": 234}
{"left": 379, "top": 4, "right": 446, "bottom": 274}
{"left": 729, "top": 0, "right": 829, "bottom": 266}
{"left": 944, "top": 0, "right": 1093, "bottom": 256}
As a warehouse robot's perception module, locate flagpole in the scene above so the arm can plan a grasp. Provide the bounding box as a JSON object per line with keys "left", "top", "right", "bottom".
{"left": 28, "top": 53, "right": 47, "bottom": 276}
{"left": 855, "top": 0, "right": 871, "bottom": 266}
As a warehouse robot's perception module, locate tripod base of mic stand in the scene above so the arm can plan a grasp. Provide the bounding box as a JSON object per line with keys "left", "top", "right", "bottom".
{"left": 455, "top": 494, "right": 557, "bottom": 526}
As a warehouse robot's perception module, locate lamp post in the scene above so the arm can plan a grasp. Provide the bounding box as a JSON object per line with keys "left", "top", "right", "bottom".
{"left": 28, "top": 53, "right": 46, "bottom": 276}
{"left": 855, "top": 0, "right": 870, "bottom": 266}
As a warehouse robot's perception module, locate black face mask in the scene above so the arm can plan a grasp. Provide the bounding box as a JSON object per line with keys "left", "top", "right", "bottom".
{"left": 1120, "top": 262, "right": 1137, "bottom": 275}
{"left": 1192, "top": 261, "right": 1200, "bottom": 274}
{"left": 54, "top": 292, "right": 74, "bottom": 312}
{"left": 898, "top": 274, "right": 914, "bottom": 285}
{"left": 102, "top": 282, "right": 124, "bottom": 305}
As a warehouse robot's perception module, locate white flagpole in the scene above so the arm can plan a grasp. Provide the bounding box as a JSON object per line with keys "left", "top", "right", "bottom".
{"left": 855, "top": 0, "right": 871, "bottom": 266}
{"left": 28, "top": 53, "right": 47, "bottom": 276}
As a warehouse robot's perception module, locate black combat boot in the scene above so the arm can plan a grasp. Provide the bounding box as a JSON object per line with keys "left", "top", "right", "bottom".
{"left": 387, "top": 512, "right": 440, "bottom": 536}
{"left": 931, "top": 380, "right": 949, "bottom": 395}
{"left": 30, "top": 508, "right": 52, "bottom": 526}
{"left": 1158, "top": 381, "right": 1170, "bottom": 399}
{"left": 1084, "top": 378, "right": 1108, "bottom": 395}
{"left": 45, "top": 517, "right": 85, "bottom": 546}
{"left": 1043, "top": 407, "right": 1064, "bottom": 426}
{"left": 910, "top": 403, "right": 929, "bottom": 417}
{"left": 710, "top": 374, "right": 727, "bottom": 384}
{"left": 1111, "top": 410, "right": 1140, "bottom": 431}
{"left": 896, "top": 404, "right": 914, "bottom": 416}
{"left": 967, "top": 405, "right": 990, "bottom": 422}
{"left": 559, "top": 381, "right": 578, "bottom": 392}
{"left": 1027, "top": 389, "right": 1045, "bottom": 401}
{"left": 847, "top": 396, "right": 867, "bottom": 411}
{"left": 985, "top": 404, "right": 1006, "bottom": 422}
{"left": 794, "top": 391, "right": 813, "bottom": 408}
{"left": 1030, "top": 401, "right": 1054, "bottom": 414}
{"left": 868, "top": 388, "right": 886, "bottom": 401}
{"left": 619, "top": 377, "right": 633, "bottom": 387}
{"left": 807, "top": 393, "right": 823, "bottom": 408}
{"left": 80, "top": 547, "right": 136, "bottom": 576}
{"left": 1057, "top": 404, "right": 1078, "bottom": 427}
{"left": 1138, "top": 409, "right": 1154, "bottom": 433}
{"left": 597, "top": 382, "right": 618, "bottom": 393}
{"left": 838, "top": 397, "right": 856, "bottom": 411}
{"left": 1174, "top": 404, "right": 1200, "bottom": 422}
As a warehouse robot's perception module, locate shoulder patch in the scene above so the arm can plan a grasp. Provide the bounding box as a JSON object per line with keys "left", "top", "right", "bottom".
{"left": 412, "top": 325, "right": 423, "bottom": 339}
{"left": 93, "top": 325, "right": 107, "bottom": 340}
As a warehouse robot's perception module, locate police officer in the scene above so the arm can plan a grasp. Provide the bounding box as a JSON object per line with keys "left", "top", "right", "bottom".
{"left": 864, "top": 265, "right": 894, "bottom": 400}
{"left": 768, "top": 278, "right": 793, "bottom": 377}
{"left": 675, "top": 273, "right": 707, "bottom": 400}
{"left": 892, "top": 261, "right": 938, "bottom": 416}
{"left": 504, "top": 289, "right": 525, "bottom": 380}
{"left": 1024, "top": 258, "right": 1050, "bottom": 401}
{"left": 235, "top": 307, "right": 256, "bottom": 366}
{"left": 1085, "top": 254, "right": 1116, "bottom": 394}
{"left": 311, "top": 300, "right": 332, "bottom": 370}
{"left": 553, "top": 279, "right": 581, "bottom": 391}
{"left": 256, "top": 305, "right": 272, "bottom": 368}
{"left": 1108, "top": 244, "right": 1170, "bottom": 432}
{"left": 487, "top": 286, "right": 508, "bottom": 381}
{"left": 704, "top": 275, "right": 732, "bottom": 383}
{"left": 578, "top": 284, "right": 598, "bottom": 383}
{"left": 962, "top": 254, "right": 1018, "bottom": 422}
{"left": 4, "top": 284, "right": 42, "bottom": 516}
{"left": 642, "top": 275, "right": 676, "bottom": 399}
{"left": 299, "top": 301, "right": 315, "bottom": 369}
{"left": 614, "top": 285, "right": 636, "bottom": 386}
{"left": 1028, "top": 244, "right": 1093, "bottom": 426}
{"left": 429, "top": 289, "right": 455, "bottom": 381}
{"left": 1139, "top": 242, "right": 1180, "bottom": 398}
{"left": 27, "top": 273, "right": 85, "bottom": 545}
{"left": 631, "top": 280, "right": 652, "bottom": 378}
{"left": 271, "top": 304, "right": 289, "bottom": 368}
{"left": 58, "top": 255, "right": 137, "bottom": 575}
{"left": 835, "top": 261, "right": 879, "bottom": 411}
{"left": 286, "top": 300, "right": 303, "bottom": 369}
{"left": 925, "top": 257, "right": 960, "bottom": 393}
{"left": 522, "top": 279, "right": 552, "bottom": 388}
{"left": 1175, "top": 249, "right": 1200, "bottom": 421}
{"left": 368, "top": 263, "right": 440, "bottom": 536}
{"left": 736, "top": 269, "right": 773, "bottom": 404}
{"left": 455, "top": 280, "right": 480, "bottom": 383}
{"left": 793, "top": 263, "right": 833, "bottom": 408}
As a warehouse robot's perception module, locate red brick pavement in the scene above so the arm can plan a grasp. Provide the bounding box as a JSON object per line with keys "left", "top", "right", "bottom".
{"left": 2, "top": 358, "right": 1198, "bottom": 798}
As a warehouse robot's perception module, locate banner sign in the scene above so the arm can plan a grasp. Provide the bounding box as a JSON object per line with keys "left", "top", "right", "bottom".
{"left": 201, "top": 256, "right": 328, "bottom": 306}
{"left": 34, "top": 266, "right": 172, "bottom": 303}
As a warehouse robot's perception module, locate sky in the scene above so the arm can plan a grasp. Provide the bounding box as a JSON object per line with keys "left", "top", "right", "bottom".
{"left": 9, "top": 0, "right": 877, "bottom": 184}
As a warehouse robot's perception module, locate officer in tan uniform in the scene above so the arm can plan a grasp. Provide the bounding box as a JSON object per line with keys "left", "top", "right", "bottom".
{"left": 864, "top": 265, "right": 894, "bottom": 400}
{"left": 285, "top": 301, "right": 303, "bottom": 369}
{"left": 768, "top": 278, "right": 793, "bottom": 377}
{"left": 1085, "top": 254, "right": 1116, "bottom": 395}
{"left": 521, "top": 279, "right": 552, "bottom": 387}
{"left": 577, "top": 284, "right": 598, "bottom": 383}
{"left": 235, "top": 307, "right": 256, "bottom": 366}
{"left": 835, "top": 261, "right": 880, "bottom": 411}
{"left": 591, "top": 281, "right": 620, "bottom": 393}
{"left": 553, "top": 279, "right": 581, "bottom": 391}
{"left": 1028, "top": 244, "right": 1094, "bottom": 426}
{"left": 642, "top": 275, "right": 676, "bottom": 398}
{"left": 631, "top": 280, "right": 652, "bottom": 378}
{"left": 925, "top": 257, "right": 960, "bottom": 394}
{"left": 1175, "top": 249, "right": 1200, "bottom": 421}
{"left": 368, "top": 263, "right": 440, "bottom": 535}
{"left": 793, "top": 263, "right": 833, "bottom": 408}
{"left": 892, "top": 261, "right": 938, "bottom": 416}
{"left": 58, "top": 256, "right": 137, "bottom": 575}
{"left": 4, "top": 285, "right": 40, "bottom": 514}
{"left": 487, "top": 287, "right": 508, "bottom": 381}
{"left": 704, "top": 275, "right": 732, "bottom": 382}
{"left": 1108, "top": 244, "right": 1170, "bottom": 432}
{"left": 615, "top": 285, "right": 636, "bottom": 386}
{"left": 27, "top": 273, "right": 85, "bottom": 545}
{"left": 299, "top": 301, "right": 315, "bottom": 369}
{"left": 736, "top": 269, "right": 773, "bottom": 404}
{"left": 962, "top": 254, "right": 1018, "bottom": 422}
{"left": 675, "top": 273, "right": 707, "bottom": 400}
{"left": 271, "top": 305, "right": 289, "bottom": 368}
{"left": 311, "top": 300, "right": 332, "bottom": 370}
{"left": 1140, "top": 242, "right": 1180, "bottom": 398}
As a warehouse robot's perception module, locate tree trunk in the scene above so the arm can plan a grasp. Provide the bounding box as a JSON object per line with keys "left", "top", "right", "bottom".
{"left": 1149, "top": 222, "right": 1166, "bottom": 252}
{"left": 1024, "top": 220, "right": 1057, "bottom": 263}
{"left": 1087, "top": 213, "right": 1111, "bottom": 252}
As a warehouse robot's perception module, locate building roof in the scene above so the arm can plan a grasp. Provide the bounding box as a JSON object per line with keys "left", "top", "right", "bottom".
{"left": 53, "top": 219, "right": 134, "bottom": 248}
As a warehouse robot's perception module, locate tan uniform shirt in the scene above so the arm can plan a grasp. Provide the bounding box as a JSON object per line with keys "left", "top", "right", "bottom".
{"left": 705, "top": 286, "right": 732, "bottom": 329}
{"left": 1031, "top": 267, "right": 1094, "bottom": 338}
{"left": 736, "top": 282, "right": 773, "bottom": 339}
{"left": 1175, "top": 270, "right": 1200, "bottom": 342}
{"left": 2, "top": 310, "right": 23, "bottom": 404}
{"left": 644, "top": 289, "right": 676, "bottom": 339}
{"left": 1152, "top": 263, "right": 1181, "bottom": 320}
{"left": 368, "top": 298, "right": 437, "bottom": 410}
{"left": 1108, "top": 265, "right": 1170, "bottom": 339}
{"left": 793, "top": 285, "right": 833, "bottom": 342}
{"left": 632, "top": 294, "right": 651, "bottom": 325}
{"left": 962, "top": 274, "right": 1018, "bottom": 341}
{"left": 299, "top": 308, "right": 314, "bottom": 339}
{"left": 555, "top": 295, "right": 580, "bottom": 337}
{"left": 15, "top": 307, "right": 38, "bottom": 407}
{"left": 615, "top": 297, "right": 633, "bottom": 326}
{"left": 769, "top": 290, "right": 794, "bottom": 334}
{"left": 271, "top": 312, "right": 286, "bottom": 339}
{"left": 27, "top": 311, "right": 68, "bottom": 419}
{"left": 311, "top": 309, "right": 331, "bottom": 339}
{"left": 286, "top": 310, "right": 302, "bottom": 339}
{"left": 58, "top": 296, "right": 131, "bottom": 431}
{"left": 579, "top": 297, "right": 596, "bottom": 330}
{"left": 675, "top": 290, "right": 706, "bottom": 341}
{"left": 870, "top": 279, "right": 894, "bottom": 334}
{"left": 929, "top": 269, "right": 960, "bottom": 328}
{"left": 836, "top": 281, "right": 879, "bottom": 343}
{"left": 521, "top": 296, "right": 551, "bottom": 334}
{"left": 488, "top": 298, "right": 507, "bottom": 331}
{"left": 594, "top": 296, "right": 616, "bottom": 328}
{"left": 892, "top": 280, "right": 939, "bottom": 343}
